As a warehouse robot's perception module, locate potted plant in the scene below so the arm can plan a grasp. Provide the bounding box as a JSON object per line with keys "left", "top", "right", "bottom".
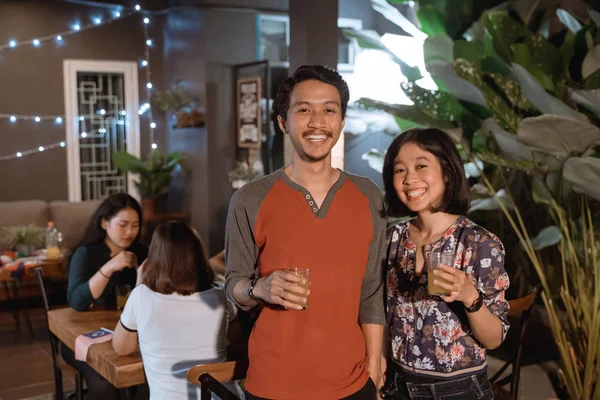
{"left": 2, "top": 224, "right": 45, "bottom": 257}
{"left": 228, "top": 161, "right": 264, "bottom": 189}
{"left": 113, "top": 149, "right": 183, "bottom": 217}
{"left": 151, "top": 79, "right": 204, "bottom": 128}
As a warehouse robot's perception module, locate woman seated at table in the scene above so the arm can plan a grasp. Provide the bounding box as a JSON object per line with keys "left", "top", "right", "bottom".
{"left": 64, "top": 192, "right": 148, "bottom": 399}
{"left": 112, "top": 221, "right": 242, "bottom": 400}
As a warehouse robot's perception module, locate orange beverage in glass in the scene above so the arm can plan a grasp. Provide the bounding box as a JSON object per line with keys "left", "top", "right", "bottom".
{"left": 427, "top": 252, "right": 455, "bottom": 296}
{"left": 284, "top": 267, "right": 311, "bottom": 310}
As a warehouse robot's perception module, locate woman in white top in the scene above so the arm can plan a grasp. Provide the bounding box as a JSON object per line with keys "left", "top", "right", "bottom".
{"left": 112, "top": 221, "right": 243, "bottom": 399}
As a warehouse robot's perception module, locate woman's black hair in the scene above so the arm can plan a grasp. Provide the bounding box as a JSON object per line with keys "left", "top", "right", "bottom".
{"left": 66, "top": 193, "right": 143, "bottom": 266}
{"left": 382, "top": 128, "right": 471, "bottom": 217}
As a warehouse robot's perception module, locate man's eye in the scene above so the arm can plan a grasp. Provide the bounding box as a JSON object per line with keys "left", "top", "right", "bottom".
{"left": 326, "top": 109, "right": 336, "bottom": 113}
{"left": 416, "top": 165, "right": 427, "bottom": 169}
{"left": 298, "top": 108, "right": 308, "bottom": 113}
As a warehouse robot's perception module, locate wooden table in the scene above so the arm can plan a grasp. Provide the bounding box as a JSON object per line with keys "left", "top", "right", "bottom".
{"left": 48, "top": 307, "right": 145, "bottom": 388}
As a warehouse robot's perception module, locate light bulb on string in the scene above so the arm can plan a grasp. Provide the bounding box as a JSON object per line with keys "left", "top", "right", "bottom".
{"left": 146, "top": 39, "right": 152, "bottom": 46}
{"left": 81, "top": 132, "right": 87, "bottom": 138}
{"left": 141, "top": 60, "right": 148, "bottom": 67}
{"left": 114, "top": 11, "right": 121, "bottom": 18}
{"left": 144, "top": 18, "right": 150, "bottom": 24}
{"left": 73, "top": 24, "right": 81, "bottom": 31}
{"left": 94, "top": 18, "right": 102, "bottom": 25}
{"left": 33, "top": 39, "right": 40, "bottom": 47}
{"left": 9, "top": 116, "right": 16, "bottom": 123}
{"left": 55, "top": 117, "right": 63, "bottom": 124}
{"left": 150, "top": 122, "right": 156, "bottom": 128}
{"left": 16, "top": 152, "right": 22, "bottom": 158}
{"left": 56, "top": 35, "right": 63, "bottom": 42}
{"left": 8, "top": 40, "right": 17, "bottom": 48}
{"left": 60, "top": 142, "right": 66, "bottom": 147}
{"left": 98, "top": 109, "right": 106, "bottom": 115}
{"left": 38, "top": 146, "right": 44, "bottom": 152}
{"left": 78, "top": 116, "right": 85, "bottom": 121}
{"left": 118, "top": 120, "right": 125, "bottom": 125}
{"left": 99, "top": 128, "right": 107, "bottom": 134}
{"left": 34, "top": 116, "right": 41, "bottom": 122}
{"left": 146, "top": 83, "right": 153, "bottom": 89}
{"left": 135, "top": 5, "right": 141, "bottom": 11}
{"left": 151, "top": 143, "right": 158, "bottom": 149}
{"left": 119, "top": 111, "right": 127, "bottom": 116}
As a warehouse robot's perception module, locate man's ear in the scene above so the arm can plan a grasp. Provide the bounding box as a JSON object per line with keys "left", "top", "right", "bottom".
{"left": 277, "top": 115, "right": 287, "bottom": 134}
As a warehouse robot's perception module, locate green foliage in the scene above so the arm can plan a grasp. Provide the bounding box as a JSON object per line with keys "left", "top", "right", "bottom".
{"left": 151, "top": 79, "right": 197, "bottom": 113}
{"left": 113, "top": 150, "right": 183, "bottom": 199}
{"left": 2, "top": 225, "right": 45, "bottom": 248}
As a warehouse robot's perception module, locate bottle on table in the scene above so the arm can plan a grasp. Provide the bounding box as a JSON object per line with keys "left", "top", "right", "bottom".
{"left": 45, "top": 221, "right": 61, "bottom": 259}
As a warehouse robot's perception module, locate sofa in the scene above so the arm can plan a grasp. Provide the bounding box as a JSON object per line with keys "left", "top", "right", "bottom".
{"left": 0, "top": 199, "right": 101, "bottom": 253}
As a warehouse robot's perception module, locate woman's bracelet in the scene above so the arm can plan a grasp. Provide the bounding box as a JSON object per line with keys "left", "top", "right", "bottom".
{"left": 99, "top": 268, "right": 110, "bottom": 279}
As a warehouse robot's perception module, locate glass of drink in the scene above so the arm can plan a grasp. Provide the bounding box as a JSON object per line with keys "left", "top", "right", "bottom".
{"left": 284, "top": 267, "right": 311, "bottom": 310}
{"left": 426, "top": 252, "right": 455, "bottom": 296}
{"left": 116, "top": 284, "right": 131, "bottom": 310}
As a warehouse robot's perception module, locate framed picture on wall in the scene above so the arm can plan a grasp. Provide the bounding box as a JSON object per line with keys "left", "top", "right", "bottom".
{"left": 237, "top": 76, "right": 262, "bottom": 148}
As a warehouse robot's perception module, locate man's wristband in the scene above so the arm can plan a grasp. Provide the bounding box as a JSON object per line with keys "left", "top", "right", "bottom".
{"left": 247, "top": 277, "right": 260, "bottom": 301}
{"left": 465, "top": 290, "right": 484, "bottom": 313}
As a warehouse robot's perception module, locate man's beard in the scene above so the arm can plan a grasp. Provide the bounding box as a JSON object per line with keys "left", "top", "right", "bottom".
{"left": 298, "top": 150, "right": 329, "bottom": 163}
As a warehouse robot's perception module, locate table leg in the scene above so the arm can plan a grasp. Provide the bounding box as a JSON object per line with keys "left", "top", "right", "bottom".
{"left": 3, "top": 281, "right": 21, "bottom": 332}
{"left": 13, "top": 280, "right": 34, "bottom": 339}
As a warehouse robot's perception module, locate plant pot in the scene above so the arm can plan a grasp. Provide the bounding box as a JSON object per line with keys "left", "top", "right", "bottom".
{"left": 231, "top": 180, "right": 249, "bottom": 189}
{"left": 16, "top": 244, "right": 36, "bottom": 257}
{"left": 141, "top": 199, "right": 156, "bottom": 218}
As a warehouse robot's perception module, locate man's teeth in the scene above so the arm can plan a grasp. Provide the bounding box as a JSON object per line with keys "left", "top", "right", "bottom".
{"left": 305, "top": 135, "right": 327, "bottom": 140}
{"left": 407, "top": 189, "right": 427, "bottom": 198}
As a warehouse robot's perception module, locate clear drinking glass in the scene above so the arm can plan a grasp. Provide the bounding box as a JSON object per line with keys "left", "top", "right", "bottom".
{"left": 426, "top": 252, "right": 455, "bottom": 296}
{"left": 116, "top": 284, "right": 131, "bottom": 310}
{"left": 284, "top": 267, "right": 311, "bottom": 310}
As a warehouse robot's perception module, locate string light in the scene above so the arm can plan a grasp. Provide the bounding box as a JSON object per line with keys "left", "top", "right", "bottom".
{"left": 0, "top": 6, "right": 141, "bottom": 52}
{"left": 1, "top": 113, "right": 65, "bottom": 122}
{"left": 142, "top": 14, "right": 156, "bottom": 146}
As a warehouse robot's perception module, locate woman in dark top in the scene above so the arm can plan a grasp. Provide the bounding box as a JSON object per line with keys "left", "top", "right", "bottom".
{"left": 63, "top": 193, "right": 148, "bottom": 400}
{"left": 381, "top": 128, "right": 509, "bottom": 399}
{"left": 67, "top": 193, "right": 148, "bottom": 311}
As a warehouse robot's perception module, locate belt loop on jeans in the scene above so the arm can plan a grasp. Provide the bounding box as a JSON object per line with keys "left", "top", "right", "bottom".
{"left": 471, "top": 375, "right": 484, "bottom": 396}
{"left": 430, "top": 383, "right": 438, "bottom": 400}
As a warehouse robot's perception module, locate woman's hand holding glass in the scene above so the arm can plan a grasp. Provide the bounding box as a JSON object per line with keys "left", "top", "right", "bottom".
{"left": 433, "top": 265, "right": 479, "bottom": 306}
{"left": 105, "top": 251, "right": 138, "bottom": 274}
{"left": 253, "top": 269, "right": 310, "bottom": 311}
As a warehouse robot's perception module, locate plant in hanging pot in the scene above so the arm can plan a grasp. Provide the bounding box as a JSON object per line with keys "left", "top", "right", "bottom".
{"left": 113, "top": 149, "right": 183, "bottom": 217}
{"left": 227, "top": 161, "right": 264, "bottom": 189}
{"left": 151, "top": 79, "right": 204, "bottom": 128}
{"left": 2, "top": 224, "right": 45, "bottom": 257}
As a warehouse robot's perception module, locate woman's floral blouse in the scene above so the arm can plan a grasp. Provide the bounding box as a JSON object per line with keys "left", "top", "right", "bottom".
{"left": 386, "top": 216, "right": 510, "bottom": 378}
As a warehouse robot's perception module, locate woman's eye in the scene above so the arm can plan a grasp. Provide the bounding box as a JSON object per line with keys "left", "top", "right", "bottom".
{"left": 416, "top": 164, "right": 427, "bottom": 169}
{"left": 394, "top": 169, "right": 406, "bottom": 174}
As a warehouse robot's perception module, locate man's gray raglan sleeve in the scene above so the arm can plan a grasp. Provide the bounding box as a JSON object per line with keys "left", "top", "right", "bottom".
{"left": 224, "top": 188, "right": 259, "bottom": 311}
{"left": 358, "top": 182, "right": 387, "bottom": 326}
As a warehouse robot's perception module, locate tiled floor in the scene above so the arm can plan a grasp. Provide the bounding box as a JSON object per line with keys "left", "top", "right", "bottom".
{"left": 0, "top": 305, "right": 560, "bottom": 400}
{"left": 0, "top": 307, "right": 75, "bottom": 400}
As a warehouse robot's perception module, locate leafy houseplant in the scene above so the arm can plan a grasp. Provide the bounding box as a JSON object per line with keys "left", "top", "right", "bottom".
{"left": 151, "top": 79, "right": 204, "bottom": 129}
{"left": 2, "top": 224, "right": 45, "bottom": 256}
{"left": 228, "top": 161, "right": 264, "bottom": 189}
{"left": 113, "top": 149, "right": 183, "bottom": 216}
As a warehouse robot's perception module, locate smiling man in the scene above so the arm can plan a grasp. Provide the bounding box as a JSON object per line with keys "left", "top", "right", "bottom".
{"left": 225, "top": 65, "right": 386, "bottom": 400}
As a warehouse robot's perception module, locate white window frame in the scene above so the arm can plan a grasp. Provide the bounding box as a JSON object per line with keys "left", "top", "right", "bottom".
{"left": 63, "top": 60, "right": 141, "bottom": 202}
{"left": 257, "top": 14, "right": 290, "bottom": 67}
{"left": 337, "top": 18, "right": 363, "bottom": 72}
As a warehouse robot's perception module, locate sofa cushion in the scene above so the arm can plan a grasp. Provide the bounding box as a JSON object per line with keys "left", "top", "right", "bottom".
{"left": 50, "top": 200, "right": 101, "bottom": 251}
{"left": 0, "top": 200, "right": 50, "bottom": 250}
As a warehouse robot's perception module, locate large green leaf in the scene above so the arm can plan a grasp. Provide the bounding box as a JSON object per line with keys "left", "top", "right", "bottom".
{"left": 483, "top": 11, "right": 525, "bottom": 63}
{"left": 561, "top": 25, "right": 597, "bottom": 82}
{"left": 511, "top": 63, "right": 589, "bottom": 122}
{"left": 370, "top": 0, "right": 427, "bottom": 41}
{"left": 426, "top": 61, "right": 488, "bottom": 107}
{"left": 522, "top": 33, "right": 564, "bottom": 82}
{"left": 454, "top": 40, "right": 484, "bottom": 69}
{"left": 424, "top": 35, "right": 454, "bottom": 65}
{"left": 341, "top": 28, "right": 423, "bottom": 82}
{"left": 531, "top": 225, "right": 562, "bottom": 250}
{"left": 357, "top": 98, "right": 456, "bottom": 129}
{"left": 571, "top": 90, "right": 600, "bottom": 119}
{"left": 454, "top": 60, "right": 521, "bottom": 132}
{"left": 563, "top": 156, "right": 600, "bottom": 201}
{"left": 532, "top": 176, "right": 554, "bottom": 205}
{"left": 113, "top": 152, "right": 145, "bottom": 173}
{"left": 518, "top": 115, "right": 600, "bottom": 155}
{"left": 476, "top": 151, "right": 544, "bottom": 174}
{"left": 481, "top": 118, "right": 533, "bottom": 161}
{"left": 582, "top": 44, "right": 600, "bottom": 80}
{"left": 556, "top": 9, "right": 583, "bottom": 33}
{"left": 400, "top": 81, "right": 470, "bottom": 124}
{"left": 513, "top": 44, "right": 555, "bottom": 92}
{"left": 417, "top": 4, "right": 447, "bottom": 37}
{"left": 469, "top": 189, "right": 514, "bottom": 212}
